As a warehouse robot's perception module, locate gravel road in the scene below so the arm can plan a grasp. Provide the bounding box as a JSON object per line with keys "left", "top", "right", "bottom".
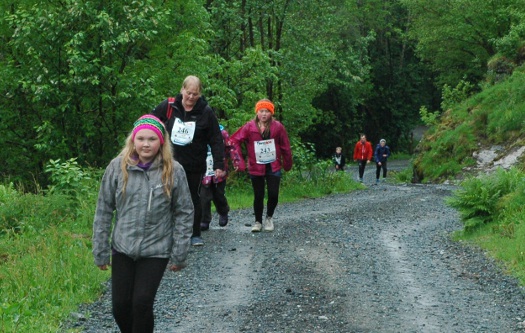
{"left": 67, "top": 162, "right": 525, "bottom": 333}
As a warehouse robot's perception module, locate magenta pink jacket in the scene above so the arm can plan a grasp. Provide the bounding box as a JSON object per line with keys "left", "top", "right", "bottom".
{"left": 229, "top": 120, "right": 293, "bottom": 176}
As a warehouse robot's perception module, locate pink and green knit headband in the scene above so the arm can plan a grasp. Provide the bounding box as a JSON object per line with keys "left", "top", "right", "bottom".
{"left": 132, "top": 115, "right": 165, "bottom": 144}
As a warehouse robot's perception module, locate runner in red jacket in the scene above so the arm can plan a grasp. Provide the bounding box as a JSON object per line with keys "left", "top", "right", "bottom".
{"left": 230, "top": 99, "right": 293, "bottom": 232}
{"left": 353, "top": 134, "right": 373, "bottom": 182}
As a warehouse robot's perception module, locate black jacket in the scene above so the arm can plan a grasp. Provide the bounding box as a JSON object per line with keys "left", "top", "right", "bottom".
{"left": 152, "top": 94, "right": 225, "bottom": 173}
{"left": 333, "top": 153, "right": 346, "bottom": 169}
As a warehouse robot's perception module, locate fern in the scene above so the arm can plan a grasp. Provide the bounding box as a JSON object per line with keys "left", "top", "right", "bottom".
{"left": 446, "top": 168, "right": 524, "bottom": 231}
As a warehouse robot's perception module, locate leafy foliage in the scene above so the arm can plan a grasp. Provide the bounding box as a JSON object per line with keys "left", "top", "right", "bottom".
{"left": 0, "top": 0, "right": 182, "bottom": 189}
{"left": 419, "top": 106, "right": 440, "bottom": 127}
{"left": 440, "top": 80, "right": 476, "bottom": 111}
{"left": 401, "top": 0, "right": 523, "bottom": 87}
{"left": 45, "top": 158, "right": 92, "bottom": 198}
{"left": 0, "top": 0, "right": 387, "bottom": 190}
{"left": 492, "top": 7, "right": 525, "bottom": 62}
{"left": 446, "top": 168, "right": 524, "bottom": 231}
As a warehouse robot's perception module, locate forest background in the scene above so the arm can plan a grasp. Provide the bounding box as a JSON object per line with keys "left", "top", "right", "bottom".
{"left": 2, "top": 0, "right": 525, "bottom": 332}
{"left": 5, "top": 0, "right": 521, "bottom": 190}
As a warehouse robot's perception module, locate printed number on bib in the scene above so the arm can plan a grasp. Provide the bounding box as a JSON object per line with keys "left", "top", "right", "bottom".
{"left": 171, "top": 118, "right": 196, "bottom": 146}
{"left": 254, "top": 139, "right": 276, "bottom": 164}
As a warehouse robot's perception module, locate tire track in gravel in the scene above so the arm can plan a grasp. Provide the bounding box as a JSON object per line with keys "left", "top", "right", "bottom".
{"left": 160, "top": 184, "right": 462, "bottom": 333}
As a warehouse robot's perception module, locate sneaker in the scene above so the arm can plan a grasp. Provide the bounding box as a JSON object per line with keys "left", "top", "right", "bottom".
{"left": 263, "top": 217, "right": 274, "bottom": 232}
{"left": 219, "top": 214, "right": 229, "bottom": 227}
{"left": 376, "top": 179, "right": 380, "bottom": 184}
{"left": 191, "top": 236, "right": 204, "bottom": 246}
{"left": 359, "top": 177, "right": 363, "bottom": 183}
{"left": 200, "top": 222, "right": 210, "bottom": 231}
{"left": 251, "top": 222, "right": 262, "bottom": 232}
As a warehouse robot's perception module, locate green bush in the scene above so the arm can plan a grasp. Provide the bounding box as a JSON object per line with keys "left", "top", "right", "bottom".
{"left": 290, "top": 139, "right": 318, "bottom": 173}
{"left": 45, "top": 158, "right": 91, "bottom": 196}
{"left": 446, "top": 168, "right": 524, "bottom": 231}
{"left": 44, "top": 158, "right": 103, "bottom": 221}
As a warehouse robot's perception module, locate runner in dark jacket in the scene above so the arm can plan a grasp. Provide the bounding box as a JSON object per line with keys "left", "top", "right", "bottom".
{"left": 152, "top": 75, "right": 225, "bottom": 246}
{"left": 374, "top": 138, "right": 391, "bottom": 184}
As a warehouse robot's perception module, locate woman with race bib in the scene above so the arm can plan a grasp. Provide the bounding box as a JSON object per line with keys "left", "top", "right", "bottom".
{"left": 230, "top": 99, "right": 293, "bottom": 232}
{"left": 152, "top": 76, "right": 225, "bottom": 246}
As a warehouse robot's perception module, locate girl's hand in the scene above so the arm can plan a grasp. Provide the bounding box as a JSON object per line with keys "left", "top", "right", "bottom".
{"left": 169, "top": 265, "right": 184, "bottom": 272}
{"left": 98, "top": 264, "right": 109, "bottom": 271}
{"left": 215, "top": 169, "right": 226, "bottom": 178}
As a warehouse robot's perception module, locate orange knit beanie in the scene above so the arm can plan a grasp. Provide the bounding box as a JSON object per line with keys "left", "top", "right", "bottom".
{"left": 255, "top": 100, "right": 275, "bottom": 114}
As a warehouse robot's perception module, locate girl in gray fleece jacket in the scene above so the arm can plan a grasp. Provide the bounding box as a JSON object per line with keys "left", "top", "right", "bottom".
{"left": 92, "top": 115, "right": 194, "bottom": 333}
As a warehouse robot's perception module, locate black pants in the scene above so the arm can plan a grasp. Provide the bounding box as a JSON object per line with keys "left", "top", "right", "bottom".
{"left": 111, "top": 252, "right": 169, "bottom": 333}
{"left": 185, "top": 172, "right": 204, "bottom": 238}
{"left": 200, "top": 180, "right": 230, "bottom": 224}
{"left": 358, "top": 160, "right": 367, "bottom": 179}
{"left": 376, "top": 161, "right": 388, "bottom": 179}
{"left": 250, "top": 174, "right": 281, "bottom": 223}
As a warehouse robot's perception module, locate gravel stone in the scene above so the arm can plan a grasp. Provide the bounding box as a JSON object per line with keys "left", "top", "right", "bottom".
{"left": 65, "top": 162, "right": 525, "bottom": 333}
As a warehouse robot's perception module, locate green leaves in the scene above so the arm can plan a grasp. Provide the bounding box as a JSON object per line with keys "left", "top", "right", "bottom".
{"left": 446, "top": 168, "right": 525, "bottom": 232}
{"left": 0, "top": 0, "right": 191, "bottom": 189}
{"left": 401, "top": 0, "right": 524, "bottom": 86}
{"left": 44, "top": 158, "right": 90, "bottom": 197}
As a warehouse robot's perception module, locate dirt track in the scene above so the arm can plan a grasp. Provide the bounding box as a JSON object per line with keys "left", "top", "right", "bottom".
{"left": 69, "top": 162, "right": 525, "bottom": 333}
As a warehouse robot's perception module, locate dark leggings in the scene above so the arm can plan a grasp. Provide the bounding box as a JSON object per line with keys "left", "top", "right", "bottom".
{"left": 376, "top": 161, "right": 388, "bottom": 179}
{"left": 111, "top": 252, "right": 169, "bottom": 333}
{"left": 358, "top": 160, "right": 367, "bottom": 179}
{"left": 200, "top": 180, "right": 230, "bottom": 224}
{"left": 250, "top": 174, "right": 281, "bottom": 223}
{"left": 185, "top": 172, "right": 204, "bottom": 237}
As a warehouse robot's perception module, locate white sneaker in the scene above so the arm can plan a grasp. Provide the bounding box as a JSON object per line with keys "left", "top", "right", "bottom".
{"left": 263, "top": 217, "right": 274, "bottom": 232}
{"left": 251, "top": 222, "right": 262, "bottom": 232}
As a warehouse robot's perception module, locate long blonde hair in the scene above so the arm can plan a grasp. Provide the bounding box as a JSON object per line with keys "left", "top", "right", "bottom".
{"left": 119, "top": 130, "right": 174, "bottom": 197}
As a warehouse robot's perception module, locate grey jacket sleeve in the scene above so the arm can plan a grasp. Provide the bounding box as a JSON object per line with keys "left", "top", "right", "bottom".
{"left": 92, "top": 159, "right": 119, "bottom": 266}
{"left": 170, "top": 162, "right": 194, "bottom": 266}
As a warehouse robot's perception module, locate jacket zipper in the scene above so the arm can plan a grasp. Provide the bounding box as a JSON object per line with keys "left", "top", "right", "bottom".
{"left": 144, "top": 170, "right": 152, "bottom": 212}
